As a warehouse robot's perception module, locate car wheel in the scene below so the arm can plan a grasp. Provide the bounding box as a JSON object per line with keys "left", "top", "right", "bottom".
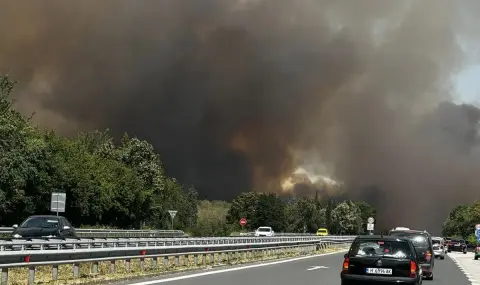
{"left": 440, "top": 256, "right": 445, "bottom": 260}
{"left": 464, "top": 251, "right": 467, "bottom": 254}
{"left": 475, "top": 256, "right": 478, "bottom": 260}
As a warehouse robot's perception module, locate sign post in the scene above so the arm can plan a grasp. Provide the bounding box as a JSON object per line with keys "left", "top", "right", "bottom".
{"left": 50, "top": 192, "right": 66, "bottom": 216}
{"left": 367, "top": 217, "right": 375, "bottom": 235}
{"left": 168, "top": 210, "right": 177, "bottom": 230}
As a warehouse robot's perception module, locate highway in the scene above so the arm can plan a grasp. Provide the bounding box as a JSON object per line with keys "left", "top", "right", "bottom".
{"left": 121, "top": 252, "right": 471, "bottom": 285}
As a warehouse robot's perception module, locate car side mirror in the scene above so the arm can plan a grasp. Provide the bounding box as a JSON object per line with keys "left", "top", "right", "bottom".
{"left": 63, "top": 226, "right": 70, "bottom": 230}
{"left": 344, "top": 253, "right": 348, "bottom": 258}
{"left": 12, "top": 224, "right": 18, "bottom": 229}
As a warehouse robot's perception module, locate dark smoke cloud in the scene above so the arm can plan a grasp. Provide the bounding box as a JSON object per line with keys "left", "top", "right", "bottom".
{"left": 1, "top": 0, "right": 480, "bottom": 232}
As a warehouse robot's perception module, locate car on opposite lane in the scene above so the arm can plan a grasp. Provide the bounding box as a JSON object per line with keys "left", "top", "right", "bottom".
{"left": 254, "top": 226, "right": 275, "bottom": 237}
{"left": 447, "top": 238, "right": 467, "bottom": 254}
{"left": 12, "top": 215, "right": 77, "bottom": 239}
{"left": 388, "top": 229, "right": 434, "bottom": 280}
{"left": 432, "top": 237, "right": 446, "bottom": 259}
{"left": 341, "top": 235, "right": 423, "bottom": 285}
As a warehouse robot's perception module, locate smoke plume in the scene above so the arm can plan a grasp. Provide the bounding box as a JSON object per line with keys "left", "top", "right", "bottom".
{"left": 1, "top": 0, "right": 480, "bottom": 232}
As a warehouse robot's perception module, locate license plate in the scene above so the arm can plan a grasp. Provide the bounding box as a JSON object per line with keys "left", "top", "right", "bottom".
{"left": 366, "top": 268, "right": 393, "bottom": 275}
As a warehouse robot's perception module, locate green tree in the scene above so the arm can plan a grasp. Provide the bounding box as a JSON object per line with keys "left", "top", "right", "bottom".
{"left": 331, "top": 200, "right": 362, "bottom": 235}
{"left": 191, "top": 200, "right": 230, "bottom": 236}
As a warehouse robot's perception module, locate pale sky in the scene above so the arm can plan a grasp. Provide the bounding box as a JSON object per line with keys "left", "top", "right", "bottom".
{"left": 455, "top": 64, "right": 480, "bottom": 105}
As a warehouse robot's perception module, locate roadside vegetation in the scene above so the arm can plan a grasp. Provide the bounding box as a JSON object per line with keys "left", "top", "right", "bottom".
{"left": 442, "top": 201, "right": 480, "bottom": 243}
{"left": 0, "top": 74, "right": 376, "bottom": 236}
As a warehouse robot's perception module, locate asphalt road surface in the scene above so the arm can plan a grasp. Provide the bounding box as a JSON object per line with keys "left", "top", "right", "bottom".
{"left": 123, "top": 252, "right": 471, "bottom": 285}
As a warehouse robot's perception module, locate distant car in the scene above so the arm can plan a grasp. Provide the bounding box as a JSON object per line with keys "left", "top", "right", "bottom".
{"left": 447, "top": 238, "right": 467, "bottom": 254}
{"left": 340, "top": 235, "right": 423, "bottom": 285}
{"left": 316, "top": 228, "right": 329, "bottom": 236}
{"left": 389, "top": 229, "right": 434, "bottom": 280}
{"left": 254, "top": 227, "right": 275, "bottom": 237}
{"left": 431, "top": 237, "right": 446, "bottom": 259}
{"left": 12, "top": 215, "right": 77, "bottom": 239}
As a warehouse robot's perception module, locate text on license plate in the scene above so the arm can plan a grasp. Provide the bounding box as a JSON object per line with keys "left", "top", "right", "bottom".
{"left": 366, "top": 268, "right": 393, "bottom": 275}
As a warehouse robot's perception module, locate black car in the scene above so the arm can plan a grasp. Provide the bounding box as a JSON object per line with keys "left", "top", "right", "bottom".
{"left": 447, "top": 238, "right": 467, "bottom": 254}
{"left": 388, "top": 229, "right": 434, "bottom": 280}
{"left": 341, "top": 235, "right": 423, "bottom": 285}
{"left": 12, "top": 215, "right": 77, "bottom": 239}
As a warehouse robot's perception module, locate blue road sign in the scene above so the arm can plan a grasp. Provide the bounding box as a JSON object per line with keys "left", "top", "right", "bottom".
{"left": 477, "top": 236, "right": 480, "bottom": 243}
{"left": 476, "top": 229, "right": 480, "bottom": 238}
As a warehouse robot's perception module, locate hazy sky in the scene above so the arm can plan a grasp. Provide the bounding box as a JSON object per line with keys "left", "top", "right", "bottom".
{"left": 456, "top": 64, "right": 480, "bottom": 105}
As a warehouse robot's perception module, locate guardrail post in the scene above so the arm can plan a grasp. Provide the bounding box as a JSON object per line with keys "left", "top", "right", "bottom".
{"left": 152, "top": 257, "right": 158, "bottom": 268}
{"left": 28, "top": 266, "right": 35, "bottom": 285}
{"left": 140, "top": 258, "right": 145, "bottom": 271}
{"left": 125, "top": 259, "right": 131, "bottom": 272}
{"left": 1, "top": 268, "right": 8, "bottom": 285}
{"left": 174, "top": 255, "right": 179, "bottom": 266}
{"left": 164, "top": 256, "right": 169, "bottom": 267}
{"left": 52, "top": 264, "right": 58, "bottom": 280}
{"left": 194, "top": 254, "right": 198, "bottom": 266}
{"left": 110, "top": 260, "right": 116, "bottom": 273}
{"left": 92, "top": 262, "right": 99, "bottom": 274}
{"left": 73, "top": 263, "right": 80, "bottom": 278}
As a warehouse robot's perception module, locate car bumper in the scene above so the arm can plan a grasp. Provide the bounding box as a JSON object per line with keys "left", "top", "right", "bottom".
{"left": 341, "top": 273, "right": 418, "bottom": 284}
{"left": 420, "top": 263, "right": 432, "bottom": 276}
{"left": 433, "top": 250, "right": 445, "bottom": 256}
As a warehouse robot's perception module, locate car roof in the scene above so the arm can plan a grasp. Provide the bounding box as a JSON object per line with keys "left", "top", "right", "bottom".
{"left": 27, "top": 215, "right": 62, "bottom": 219}
{"left": 389, "top": 229, "right": 430, "bottom": 235}
{"left": 355, "top": 235, "right": 411, "bottom": 242}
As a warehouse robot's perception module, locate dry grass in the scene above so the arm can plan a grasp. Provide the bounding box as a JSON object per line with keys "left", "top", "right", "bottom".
{"left": 7, "top": 245, "right": 349, "bottom": 284}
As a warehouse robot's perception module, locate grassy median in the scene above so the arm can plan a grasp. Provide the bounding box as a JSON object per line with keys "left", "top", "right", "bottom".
{"left": 8, "top": 245, "right": 348, "bottom": 284}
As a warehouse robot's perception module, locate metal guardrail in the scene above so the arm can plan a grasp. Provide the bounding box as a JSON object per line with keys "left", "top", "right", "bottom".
{"left": 0, "top": 236, "right": 355, "bottom": 284}
{"left": 0, "top": 227, "right": 185, "bottom": 238}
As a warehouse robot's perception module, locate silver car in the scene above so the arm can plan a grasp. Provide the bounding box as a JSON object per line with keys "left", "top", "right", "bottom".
{"left": 432, "top": 237, "right": 446, "bottom": 259}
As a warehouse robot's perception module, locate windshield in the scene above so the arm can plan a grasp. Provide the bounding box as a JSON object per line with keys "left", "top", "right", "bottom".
{"left": 20, "top": 217, "right": 59, "bottom": 228}
{"left": 257, "top": 227, "right": 271, "bottom": 232}
{"left": 432, "top": 239, "right": 441, "bottom": 244}
{"left": 349, "top": 240, "right": 412, "bottom": 259}
{"left": 389, "top": 232, "right": 429, "bottom": 247}
{"left": 451, "top": 239, "right": 464, "bottom": 243}
{"left": 317, "top": 229, "right": 327, "bottom": 233}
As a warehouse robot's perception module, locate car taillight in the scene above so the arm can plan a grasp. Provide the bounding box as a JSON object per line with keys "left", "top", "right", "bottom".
{"left": 343, "top": 257, "right": 349, "bottom": 272}
{"left": 410, "top": 261, "right": 417, "bottom": 278}
{"left": 426, "top": 251, "right": 431, "bottom": 261}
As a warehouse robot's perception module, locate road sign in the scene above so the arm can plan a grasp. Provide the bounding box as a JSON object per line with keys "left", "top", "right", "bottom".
{"left": 367, "top": 223, "right": 374, "bottom": 231}
{"left": 240, "top": 218, "right": 247, "bottom": 226}
{"left": 476, "top": 229, "right": 480, "bottom": 238}
{"left": 50, "top": 192, "right": 66, "bottom": 215}
{"left": 168, "top": 210, "right": 177, "bottom": 219}
{"left": 368, "top": 217, "right": 375, "bottom": 224}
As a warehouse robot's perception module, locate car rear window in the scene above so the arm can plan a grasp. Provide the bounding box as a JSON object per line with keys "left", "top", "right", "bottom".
{"left": 389, "top": 232, "right": 429, "bottom": 247}
{"left": 432, "top": 239, "right": 441, "bottom": 244}
{"left": 257, "top": 227, "right": 271, "bottom": 232}
{"left": 349, "top": 240, "right": 412, "bottom": 259}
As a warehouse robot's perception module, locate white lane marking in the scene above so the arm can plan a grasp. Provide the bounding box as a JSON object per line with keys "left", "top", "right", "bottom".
{"left": 129, "top": 251, "right": 345, "bottom": 284}
{"left": 448, "top": 252, "right": 480, "bottom": 285}
{"left": 307, "top": 266, "right": 329, "bottom": 271}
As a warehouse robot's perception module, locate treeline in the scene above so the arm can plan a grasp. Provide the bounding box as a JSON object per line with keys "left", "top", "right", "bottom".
{"left": 442, "top": 201, "right": 480, "bottom": 243}
{"left": 192, "top": 191, "right": 377, "bottom": 236}
{"left": 0, "top": 74, "right": 197, "bottom": 229}
{"left": 0, "top": 74, "right": 376, "bottom": 235}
